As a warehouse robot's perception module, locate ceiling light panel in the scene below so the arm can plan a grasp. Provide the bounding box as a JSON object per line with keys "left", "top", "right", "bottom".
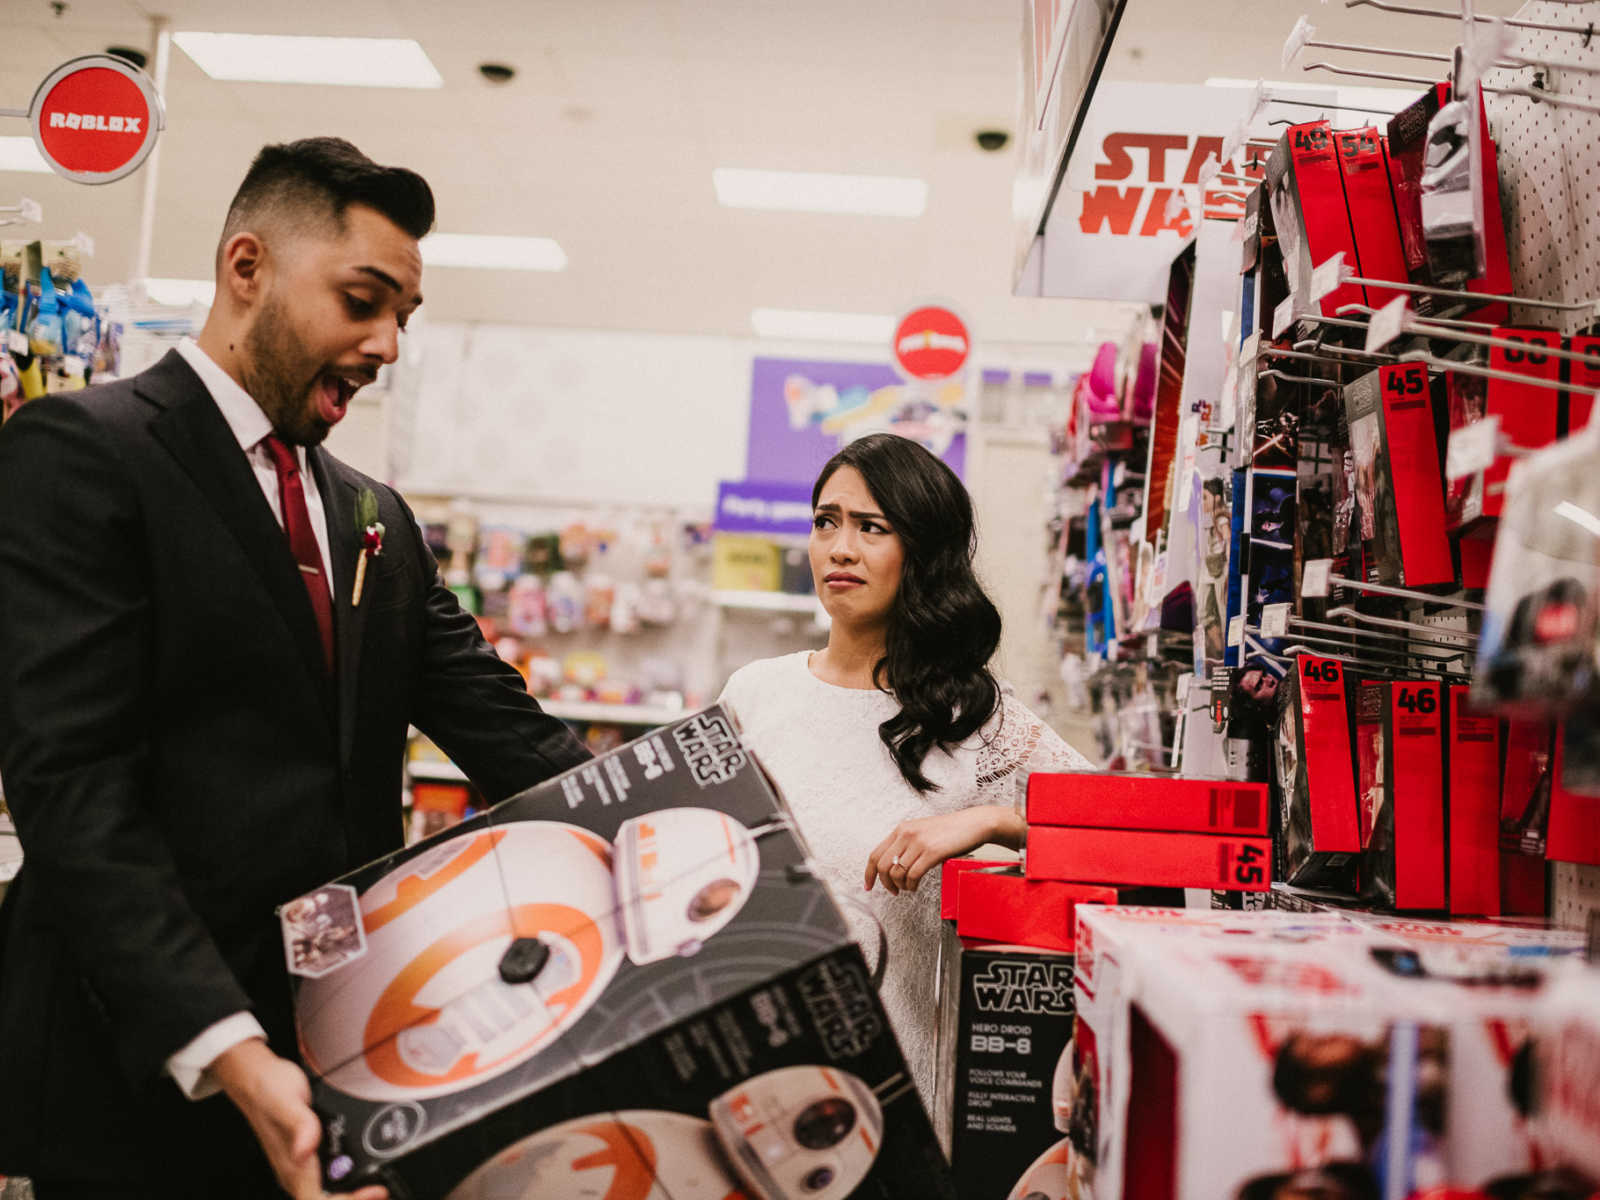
{"left": 715, "top": 169, "right": 927, "bottom": 217}
{"left": 420, "top": 234, "right": 568, "bottom": 272}
{"left": 0, "top": 137, "right": 52, "bottom": 174}
{"left": 174, "top": 33, "right": 444, "bottom": 88}
{"left": 750, "top": 308, "right": 895, "bottom": 343}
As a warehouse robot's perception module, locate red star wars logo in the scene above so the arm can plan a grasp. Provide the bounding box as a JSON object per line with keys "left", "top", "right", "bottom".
{"left": 1078, "top": 132, "right": 1263, "bottom": 238}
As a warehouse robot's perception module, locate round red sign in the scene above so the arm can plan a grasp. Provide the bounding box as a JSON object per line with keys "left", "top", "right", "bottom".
{"left": 28, "top": 56, "right": 164, "bottom": 185}
{"left": 893, "top": 306, "right": 971, "bottom": 380}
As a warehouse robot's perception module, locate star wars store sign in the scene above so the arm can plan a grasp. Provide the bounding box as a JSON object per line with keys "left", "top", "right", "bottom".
{"left": 27, "top": 55, "right": 164, "bottom": 184}
{"left": 892, "top": 306, "right": 970, "bottom": 381}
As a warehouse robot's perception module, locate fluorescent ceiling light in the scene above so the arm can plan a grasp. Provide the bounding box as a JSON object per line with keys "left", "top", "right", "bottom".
{"left": 0, "top": 137, "right": 51, "bottom": 174}
{"left": 420, "top": 233, "right": 567, "bottom": 272}
{"left": 143, "top": 278, "right": 216, "bottom": 306}
{"left": 715, "top": 169, "right": 927, "bottom": 218}
{"left": 751, "top": 308, "right": 895, "bottom": 343}
{"left": 174, "top": 32, "right": 443, "bottom": 88}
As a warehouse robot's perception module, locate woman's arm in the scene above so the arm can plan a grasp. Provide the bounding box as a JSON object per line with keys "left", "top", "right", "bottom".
{"left": 864, "top": 804, "right": 1025, "bottom": 895}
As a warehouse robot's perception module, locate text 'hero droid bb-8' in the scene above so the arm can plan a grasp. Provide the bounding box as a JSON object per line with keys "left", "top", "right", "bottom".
{"left": 293, "top": 809, "right": 762, "bottom": 1103}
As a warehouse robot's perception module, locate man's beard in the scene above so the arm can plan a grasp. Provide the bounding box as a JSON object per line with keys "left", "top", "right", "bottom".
{"left": 242, "top": 294, "right": 328, "bottom": 446}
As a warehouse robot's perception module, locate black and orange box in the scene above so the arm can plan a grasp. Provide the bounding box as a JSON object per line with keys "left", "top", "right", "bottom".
{"left": 1446, "top": 684, "right": 1502, "bottom": 916}
{"left": 1025, "top": 827, "right": 1272, "bottom": 892}
{"left": 1280, "top": 656, "right": 1363, "bottom": 890}
{"left": 1025, "top": 773, "right": 1269, "bottom": 835}
{"left": 1357, "top": 679, "right": 1446, "bottom": 910}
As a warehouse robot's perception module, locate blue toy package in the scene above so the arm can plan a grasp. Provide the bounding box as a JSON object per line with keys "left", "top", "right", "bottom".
{"left": 62, "top": 278, "right": 100, "bottom": 362}
{"left": 27, "top": 268, "right": 64, "bottom": 357}
{"left": 1223, "top": 469, "right": 1247, "bottom": 668}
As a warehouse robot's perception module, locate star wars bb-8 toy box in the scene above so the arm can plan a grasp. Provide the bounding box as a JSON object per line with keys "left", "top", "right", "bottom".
{"left": 277, "top": 706, "right": 955, "bottom": 1200}
{"left": 1069, "top": 906, "right": 1587, "bottom": 1200}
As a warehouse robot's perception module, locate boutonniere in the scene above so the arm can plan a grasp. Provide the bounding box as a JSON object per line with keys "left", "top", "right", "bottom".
{"left": 352, "top": 488, "right": 385, "bottom": 608}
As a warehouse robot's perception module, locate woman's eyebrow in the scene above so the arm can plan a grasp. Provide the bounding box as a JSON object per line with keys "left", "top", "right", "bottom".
{"left": 815, "top": 503, "right": 888, "bottom": 521}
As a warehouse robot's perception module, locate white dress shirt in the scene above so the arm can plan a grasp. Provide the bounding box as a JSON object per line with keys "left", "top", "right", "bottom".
{"left": 165, "top": 338, "right": 335, "bottom": 1098}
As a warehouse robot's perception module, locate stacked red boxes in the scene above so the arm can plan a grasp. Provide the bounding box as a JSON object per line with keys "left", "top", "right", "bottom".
{"left": 1265, "top": 120, "right": 1365, "bottom": 318}
{"left": 1278, "top": 656, "right": 1363, "bottom": 890}
{"left": 1446, "top": 684, "right": 1502, "bottom": 915}
{"left": 1484, "top": 328, "right": 1562, "bottom": 517}
{"left": 1344, "top": 362, "right": 1455, "bottom": 588}
{"left": 1547, "top": 727, "right": 1600, "bottom": 866}
{"left": 1335, "top": 125, "right": 1410, "bottom": 308}
{"left": 1357, "top": 679, "right": 1447, "bottom": 910}
{"left": 1025, "top": 774, "right": 1272, "bottom": 892}
{"left": 1566, "top": 334, "right": 1600, "bottom": 434}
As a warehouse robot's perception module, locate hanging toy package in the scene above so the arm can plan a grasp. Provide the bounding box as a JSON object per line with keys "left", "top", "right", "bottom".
{"left": 1473, "top": 425, "right": 1600, "bottom": 718}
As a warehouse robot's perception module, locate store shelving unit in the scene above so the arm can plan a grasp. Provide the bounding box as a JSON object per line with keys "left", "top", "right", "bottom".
{"left": 711, "top": 589, "right": 827, "bottom": 619}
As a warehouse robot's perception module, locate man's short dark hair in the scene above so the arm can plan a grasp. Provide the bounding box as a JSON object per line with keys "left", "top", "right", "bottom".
{"left": 219, "top": 137, "right": 434, "bottom": 257}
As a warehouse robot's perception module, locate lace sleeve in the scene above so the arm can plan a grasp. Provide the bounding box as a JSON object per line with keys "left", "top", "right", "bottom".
{"left": 974, "top": 694, "right": 1092, "bottom": 804}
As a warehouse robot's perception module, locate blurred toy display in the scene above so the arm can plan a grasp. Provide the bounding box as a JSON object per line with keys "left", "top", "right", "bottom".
{"left": 1, "top": 234, "right": 120, "bottom": 422}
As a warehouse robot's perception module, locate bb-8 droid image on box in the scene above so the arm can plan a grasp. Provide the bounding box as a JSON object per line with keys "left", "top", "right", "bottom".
{"left": 292, "top": 809, "right": 762, "bottom": 1102}
{"left": 446, "top": 1065, "right": 884, "bottom": 1200}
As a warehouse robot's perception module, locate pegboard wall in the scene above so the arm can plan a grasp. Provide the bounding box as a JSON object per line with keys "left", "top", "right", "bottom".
{"left": 1484, "top": 1, "right": 1600, "bottom": 335}
{"left": 1486, "top": 2, "right": 1600, "bottom": 926}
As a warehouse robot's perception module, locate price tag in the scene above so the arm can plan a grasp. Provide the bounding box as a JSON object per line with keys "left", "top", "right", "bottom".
{"left": 1273, "top": 296, "right": 1297, "bottom": 338}
{"left": 1242, "top": 211, "right": 1259, "bottom": 243}
{"left": 1311, "top": 253, "right": 1346, "bottom": 303}
{"left": 1238, "top": 331, "right": 1261, "bottom": 368}
{"left": 1301, "top": 558, "right": 1332, "bottom": 598}
{"left": 1261, "top": 602, "right": 1291, "bottom": 638}
{"left": 1197, "top": 152, "right": 1221, "bottom": 190}
{"left": 1365, "top": 295, "right": 1409, "bottom": 353}
{"left": 1446, "top": 414, "right": 1501, "bottom": 480}
{"left": 1147, "top": 632, "right": 1159, "bottom": 659}
{"left": 1177, "top": 672, "right": 1194, "bottom": 707}
{"left": 5, "top": 330, "right": 27, "bottom": 355}
{"left": 1228, "top": 614, "right": 1244, "bottom": 647}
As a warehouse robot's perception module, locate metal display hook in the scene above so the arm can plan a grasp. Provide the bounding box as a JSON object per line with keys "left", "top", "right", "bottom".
{"left": 1339, "top": 268, "right": 1600, "bottom": 317}
{"left": 1254, "top": 624, "right": 1471, "bottom": 664}
{"left": 1293, "top": 614, "right": 1476, "bottom": 653}
{"left": 1323, "top": 604, "right": 1480, "bottom": 645}
{"left": 0, "top": 198, "right": 42, "bottom": 228}
{"left": 1284, "top": 15, "right": 1516, "bottom": 69}
{"left": 1397, "top": 349, "right": 1600, "bottom": 397}
{"left": 1344, "top": 0, "right": 1598, "bottom": 38}
{"left": 1300, "top": 59, "right": 1600, "bottom": 114}
{"left": 1335, "top": 301, "right": 1500, "bottom": 332}
{"left": 1393, "top": 316, "right": 1600, "bottom": 369}
{"left": 1259, "top": 345, "right": 1363, "bottom": 374}
{"left": 1261, "top": 367, "right": 1345, "bottom": 387}
{"left": 1293, "top": 337, "right": 1400, "bottom": 363}
{"left": 1327, "top": 574, "right": 1489, "bottom": 610}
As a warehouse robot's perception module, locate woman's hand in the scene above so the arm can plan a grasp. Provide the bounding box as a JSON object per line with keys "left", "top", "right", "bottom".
{"left": 864, "top": 805, "right": 1024, "bottom": 895}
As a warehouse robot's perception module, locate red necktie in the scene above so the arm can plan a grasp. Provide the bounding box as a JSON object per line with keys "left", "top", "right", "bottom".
{"left": 263, "top": 435, "right": 335, "bottom": 675}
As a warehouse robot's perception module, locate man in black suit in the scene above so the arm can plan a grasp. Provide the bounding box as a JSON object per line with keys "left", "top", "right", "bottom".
{"left": 0, "top": 138, "right": 591, "bottom": 1199}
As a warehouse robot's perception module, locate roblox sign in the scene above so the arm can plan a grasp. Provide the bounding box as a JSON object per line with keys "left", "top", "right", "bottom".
{"left": 22, "top": 55, "right": 165, "bottom": 184}
{"left": 1077, "top": 131, "right": 1263, "bottom": 240}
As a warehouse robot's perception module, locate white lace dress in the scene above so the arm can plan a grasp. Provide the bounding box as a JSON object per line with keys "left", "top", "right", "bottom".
{"left": 718, "top": 651, "right": 1091, "bottom": 1107}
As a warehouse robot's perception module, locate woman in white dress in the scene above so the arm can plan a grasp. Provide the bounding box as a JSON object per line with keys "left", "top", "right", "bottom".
{"left": 719, "top": 433, "right": 1090, "bottom": 1107}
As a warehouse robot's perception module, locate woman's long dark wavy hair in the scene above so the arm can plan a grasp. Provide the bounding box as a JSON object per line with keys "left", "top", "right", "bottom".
{"left": 813, "top": 433, "right": 1002, "bottom": 792}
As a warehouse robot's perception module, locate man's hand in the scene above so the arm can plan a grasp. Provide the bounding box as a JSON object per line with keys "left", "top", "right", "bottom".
{"left": 212, "top": 1038, "right": 388, "bottom": 1200}
{"left": 863, "top": 805, "right": 1025, "bottom": 896}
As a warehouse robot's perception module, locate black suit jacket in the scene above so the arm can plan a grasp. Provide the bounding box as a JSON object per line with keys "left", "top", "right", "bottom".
{"left": 0, "top": 350, "right": 589, "bottom": 1185}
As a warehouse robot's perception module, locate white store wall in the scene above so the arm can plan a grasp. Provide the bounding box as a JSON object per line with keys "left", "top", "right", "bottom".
{"left": 330, "top": 320, "right": 1101, "bottom": 754}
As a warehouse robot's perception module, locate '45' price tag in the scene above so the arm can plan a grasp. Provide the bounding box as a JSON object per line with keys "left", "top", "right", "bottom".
{"left": 1232, "top": 841, "right": 1268, "bottom": 887}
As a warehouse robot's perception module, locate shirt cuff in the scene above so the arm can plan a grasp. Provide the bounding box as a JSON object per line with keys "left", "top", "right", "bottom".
{"left": 165, "top": 1011, "right": 267, "bottom": 1100}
